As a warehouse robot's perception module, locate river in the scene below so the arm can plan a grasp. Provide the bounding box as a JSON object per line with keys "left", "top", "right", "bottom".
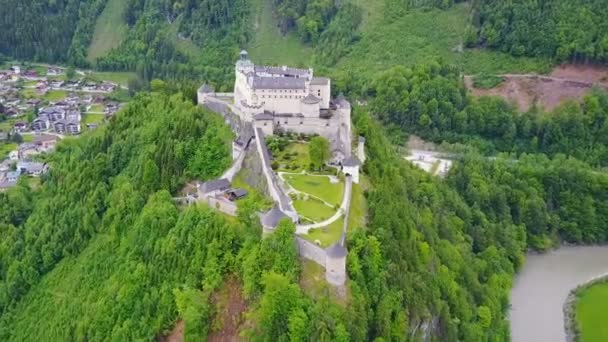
{"left": 510, "top": 246, "right": 608, "bottom": 342}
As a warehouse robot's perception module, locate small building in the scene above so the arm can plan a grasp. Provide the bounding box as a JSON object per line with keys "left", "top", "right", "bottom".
{"left": 261, "top": 207, "right": 288, "bottom": 233}
{"left": 0, "top": 131, "right": 7, "bottom": 141}
{"left": 17, "top": 161, "right": 47, "bottom": 177}
{"left": 342, "top": 156, "right": 361, "bottom": 184}
{"left": 227, "top": 189, "right": 248, "bottom": 201}
{"left": 9, "top": 150, "right": 19, "bottom": 161}
{"left": 34, "top": 135, "right": 59, "bottom": 152}
{"left": 199, "top": 178, "right": 231, "bottom": 197}
{"left": 13, "top": 121, "right": 28, "bottom": 133}
{"left": 6, "top": 170, "right": 21, "bottom": 182}
{"left": 32, "top": 117, "right": 50, "bottom": 131}
{"left": 19, "top": 143, "right": 40, "bottom": 159}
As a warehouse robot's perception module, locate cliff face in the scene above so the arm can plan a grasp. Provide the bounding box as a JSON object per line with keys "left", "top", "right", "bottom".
{"left": 239, "top": 141, "right": 269, "bottom": 196}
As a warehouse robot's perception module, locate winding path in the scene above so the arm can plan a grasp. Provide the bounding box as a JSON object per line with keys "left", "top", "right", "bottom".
{"left": 295, "top": 176, "right": 352, "bottom": 234}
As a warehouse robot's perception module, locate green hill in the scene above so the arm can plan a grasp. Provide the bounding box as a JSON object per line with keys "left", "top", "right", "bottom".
{"left": 86, "top": 0, "right": 129, "bottom": 63}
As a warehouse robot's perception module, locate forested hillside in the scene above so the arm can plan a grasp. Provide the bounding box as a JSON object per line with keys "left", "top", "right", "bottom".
{"left": 0, "top": 0, "right": 107, "bottom": 66}
{"left": 367, "top": 62, "right": 608, "bottom": 167}
{"left": 470, "top": 0, "right": 608, "bottom": 63}
{"left": 0, "top": 91, "right": 233, "bottom": 321}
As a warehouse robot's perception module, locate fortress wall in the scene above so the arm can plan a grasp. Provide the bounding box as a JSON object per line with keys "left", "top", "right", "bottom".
{"left": 206, "top": 197, "right": 238, "bottom": 216}
{"left": 296, "top": 237, "right": 327, "bottom": 266}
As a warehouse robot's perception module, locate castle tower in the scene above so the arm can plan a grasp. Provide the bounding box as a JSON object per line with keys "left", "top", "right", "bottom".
{"left": 325, "top": 242, "right": 347, "bottom": 286}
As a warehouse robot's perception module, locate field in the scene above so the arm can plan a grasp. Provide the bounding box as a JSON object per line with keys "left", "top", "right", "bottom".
{"left": 83, "top": 114, "right": 105, "bottom": 125}
{"left": 43, "top": 90, "right": 67, "bottom": 102}
{"left": 293, "top": 199, "right": 336, "bottom": 222}
{"left": 88, "top": 103, "right": 105, "bottom": 113}
{"left": 303, "top": 217, "right": 344, "bottom": 248}
{"left": 284, "top": 173, "right": 344, "bottom": 206}
{"left": 575, "top": 282, "right": 608, "bottom": 341}
{"left": 87, "top": 0, "right": 128, "bottom": 63}
{"left": 247, "top": 0, "right": 313, "bottom": 67}
{"left": 88, "top": 71, "right": 136, "bottom": 86}
{"left": 0, "top": 142, "right": 17, "bottom": 159}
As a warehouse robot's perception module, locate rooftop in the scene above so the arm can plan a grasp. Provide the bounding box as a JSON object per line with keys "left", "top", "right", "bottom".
{"left": 302, "top": 94, "right": 321, "bottom": 105}
{"left": 326, "top": 242, "right": 347, "bottom": 258}
{"left": 310, "top": 77, "right": 330, "bottom": 85}
{"left": 261, "top": 207, "right": 288, "bottom": 229}
{"left": 200, "top": 178, "right": 231, "bottom": 194}
{"left": 252, "top": 76, "right": 307, "bottom": 90}
{"left": 343, "top": 156, "right": 361, "bottom": 167}
{"left": 254, "top": 65, "right": 310, "bottom": 77}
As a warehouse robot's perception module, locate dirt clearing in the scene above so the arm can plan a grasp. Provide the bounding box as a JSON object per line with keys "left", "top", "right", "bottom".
{"left": 465, "top": 64, "right": 608, "bottom": 112}
{"left": 208, "top": 277, "right": 248, "bottom": 342}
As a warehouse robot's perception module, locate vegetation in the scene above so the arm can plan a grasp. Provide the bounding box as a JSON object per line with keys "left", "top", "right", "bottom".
{"left": 472, "top": 73, "right": 504, "bottom": 89}
{"left": 309, "top": 135, "right": 330, "bottom": 170}
{"left": 86, "top": 0, "right": 129, "bottom": 62}
{"left": 471, "top": 0, "right": 608, "bottom": 64}
{"left": 368, "top": 62, "right": 608, "bottom": 167}
{"left": 293, "top": 198, "right": 336, "bottom": 222}
{"left": 575, "top": 281, "right": 608, "bottom": 342}
{"left": 303, "top": 217, "right": 344, "bottom": 247}
{"left": 284, "top": 173, "right": 343, "bottom": 206}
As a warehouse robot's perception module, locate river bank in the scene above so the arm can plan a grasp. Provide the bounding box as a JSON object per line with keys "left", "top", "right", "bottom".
{"left": 509, "top": 246, "right": 608, "bottom": 342}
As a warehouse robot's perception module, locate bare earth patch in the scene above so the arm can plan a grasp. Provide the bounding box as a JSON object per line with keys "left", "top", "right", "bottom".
{"left": 208, "top": 277, "right": 248, "bottom": 342}
{"left": 465, "top": 64, "right": 608, "bottom": 111}
{"left": 158, "top": 320, "right": 184, "bottom": 342}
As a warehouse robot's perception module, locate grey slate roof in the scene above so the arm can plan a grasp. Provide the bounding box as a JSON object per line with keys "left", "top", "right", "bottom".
{"left": 261, "top": 207, "right": 287, "bottom": 229}
{"left": 254, "top": 113, "right": 274, "bottom": 120}
{"left": 310, "top": 77, "right": 329, "bottom": 85}
{"left": 17, "top": 162, "right": 46, "bottom": 173}
{"left": 199, "top": 84, "right": 214, "bottom": 94}
{"left": 229, "top": 189, "right": 248, "bottom": 198}
{"left": 326, "top": 242, "right": 347, "bottom": 258}
{"left": 200, "top": 178, "right": 231, "bottom": 193}
{"left": 336, "top": 94, "right": 351, "bottom": 109}
{"left": 254, "top": 65, "right": 310, "bottom": 76}
{"left": 252, "top": 76, "right": 306, "bottom": 90}
{"left": 342, "top": 157, "right": 361, "bottom": 167}
{"left": 358, "top": 136, "right": 366, "bottom": 143}
{"left": 301, "top": 94, "right": 321, "bottom": 104}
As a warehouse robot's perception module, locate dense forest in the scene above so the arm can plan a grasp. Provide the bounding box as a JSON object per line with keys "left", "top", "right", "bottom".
{"left": 0, "top": 0, "right": 107, "bottom": 66}
{"left": 367, "top": 62, "right": 608, "bottom": 166}
{"left": 470, "top": 0, "right": 608, "bottom": 63}
{"left": 97, "top": 0, "right": 249, "bottom": 85}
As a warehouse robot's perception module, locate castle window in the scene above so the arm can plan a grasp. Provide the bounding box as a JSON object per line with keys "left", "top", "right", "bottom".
{"left": 326, "top": 123, "right": 330, "bottom": 127}
{"left": 284, "top": 120, "right": 288, "bottom": 124}
{"left": 300, "top": 121, "right": 303, "bottom": 125}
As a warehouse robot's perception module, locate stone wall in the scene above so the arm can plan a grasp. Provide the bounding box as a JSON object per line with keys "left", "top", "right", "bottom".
{"left": 296, "top": 237, "right": 327, "bottom": 267}
{"left": 206, "top": 196, "right": 238, "bottom": 216}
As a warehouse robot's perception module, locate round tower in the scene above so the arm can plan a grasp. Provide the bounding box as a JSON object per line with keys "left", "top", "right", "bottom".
{"left": 325, "top": 242, "right": 347, "bottom": 286}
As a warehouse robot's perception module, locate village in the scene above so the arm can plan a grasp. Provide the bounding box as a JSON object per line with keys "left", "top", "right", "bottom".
{"left": 0, "top": 64, "right": 124, "bottom": 190}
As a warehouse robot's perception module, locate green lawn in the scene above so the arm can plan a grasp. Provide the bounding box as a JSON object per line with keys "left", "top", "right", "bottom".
{"left": 0, "top": 142, "right": 17, "bottom": 159}
{"left": 89, "top": 71, "right": 136, "bottom": 87}
{"left": 284, "top": 173, "right": 344, "bottom": 206}
{"left": 248, "top": 0, "right": 313, "bottom": 67}
{"left": 575, "top": 282, "right": 608, "bottom": 342}
{"left": 88, "top": 104, "right": 104, "bottom": 113}
{"left": 22, "top": 134, "right": 34, "bottom": 143}
{"left": 303, "top": 217, "right": 344, "bottom": 248}
{"left": 83, "top": 114, "right": 105, "bottom": 125}
{"left": 20, "top": 88, "right": 39, "bottom": 99}
{"left": 43, "top": 90, "right": 67, "bottom": 102}
{"left": 87, "top": 0, "right": 128, "bottom": 63}
{"left": 232, "top": 170, "right": 274, "bottom": 211}
{"left": 293, "top": 199, "right": 336, "bottom": 222}
{"left": 276, "top": 142, "right": 310, "bottom": 172}
{"left": 347, "top": 176, "right": 367, "bottom": 232}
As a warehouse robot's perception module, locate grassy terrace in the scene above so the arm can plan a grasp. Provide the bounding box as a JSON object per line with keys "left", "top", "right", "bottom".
{"left": 275, "top": 142, "right": 310, "bottom": 172}
{"left": 0, "top": 142, "right": 17, "bottom": 159}
{"left": 293, "top": 199, "right": 336, "bottom": 222}
{"left": 88, "top": 71, "right": 135, "bottom": 87}
{"left": 284, "top": 173, "right": 344, "bottom": 206}
{"left": 83, "top": 114, "right": 105, "bottom": 125}
{"left": 303, "top": 217, "right": 344, "bottom": 248}
{"left": 43, "top": 90, "right": 68, "bottom": 102}
{"left": 575, "top": 282, "right": 608, "bottom": 341}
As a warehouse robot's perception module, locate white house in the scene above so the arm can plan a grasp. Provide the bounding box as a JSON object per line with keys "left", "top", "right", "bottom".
{"left": 342, "top": 156, "right": 361, "bottom": 184}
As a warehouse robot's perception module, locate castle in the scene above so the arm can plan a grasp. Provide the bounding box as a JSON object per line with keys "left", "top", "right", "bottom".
{"left": 232, "top": 51, "right": 353, "bottom": 164}
{"left": 197, "top": 52, "right": 365, "bottom": 287}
